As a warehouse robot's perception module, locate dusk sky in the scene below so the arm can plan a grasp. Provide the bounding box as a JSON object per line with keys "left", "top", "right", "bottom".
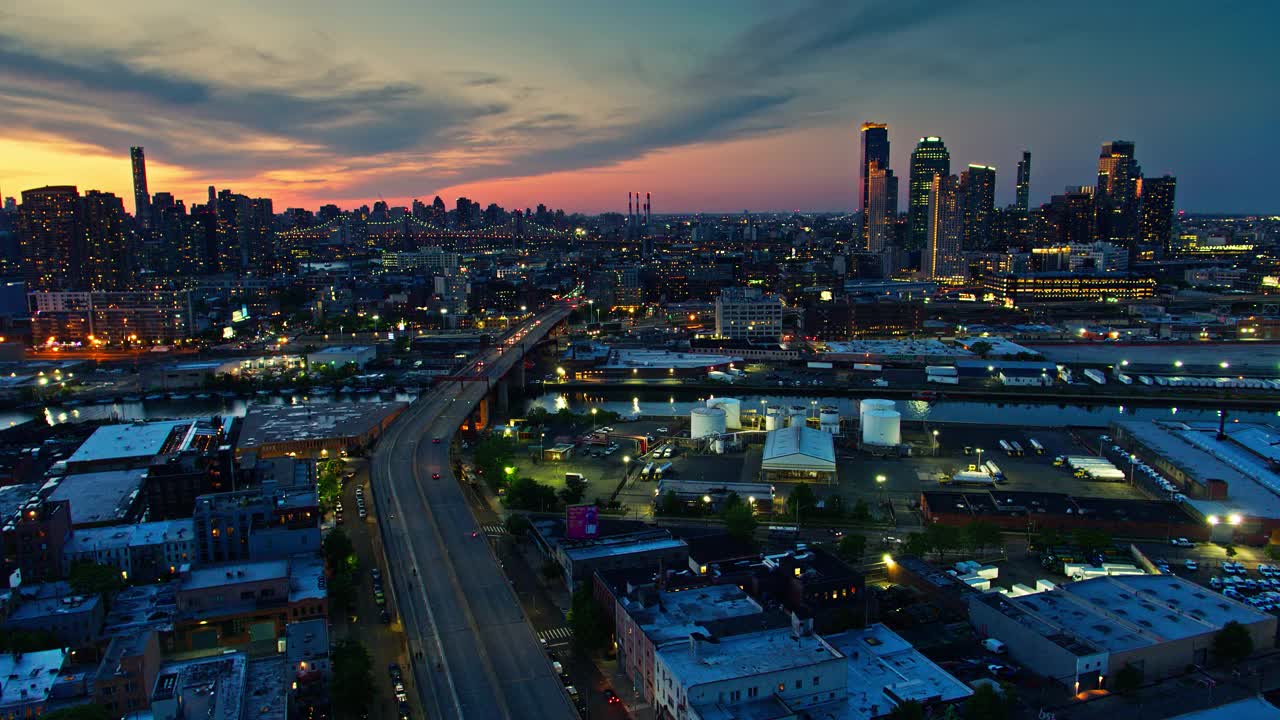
{"left": 1, "top": 0, "right": 1276, "bottom": 214}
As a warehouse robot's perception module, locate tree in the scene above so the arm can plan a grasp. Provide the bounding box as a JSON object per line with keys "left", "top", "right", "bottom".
{"left": 656, "top": 490, "right": 683, "bottom": 517}
{"left": 889, "top": 700, "right": 924, "bottom": 720}
{"left": 1073, "top": 529, "right": 1113, "bottom": 556}
{"left": 322, "top": 528, "right": 355, "bottom": 573}
{"left": 964, "top": 521, "right": 1002, "bottom": 555}
{"left": 722, "top": 491, "right": 743, "bottom": 512}
{"left": 1111, "top": 663, "right": 1142, "bottom": 695}
{"left": 505, "top": 514, "right": 532, "bottom": 537}
{"left": 851, "top": 498, "right": 871, "bottom": 522}
{"left": 327, "top": 572, "right": 356, "bottom": 617}
{"left": 506, "top": 477, "right": 558, "bottom": 511}
{"left": 904, "top": 532, "right": 932, "bottom": 558}
{"left": 964, "top": 682, "right": 1008, "bottom": 720}
{"left": 789, "top": 483, "right": 817, "bottom": 516}
{"left": 568, "top": 583, "right": 609, "bottom": 653}
{"left": 331, "top": 640, "right": 375, "bottom": 717}
{"left": 723, "top": 504, "right": 758, "bottom": 546}
{"left": 558, "top": 474, "right": 588, "bottom": 505}
{"left": 924, "top": 523, "right": 963, "bottom": 559}
{"left": 969, "top": 341, "right": 994, "bottom": 358}
{"left": 317, "top": 459, "right": 343, "bottom": 508}
{"left": 1213, "top": 621, "right": 1254, "bottom": 665}
{"left": 39, "top": 705, "right": 110, "bottom": 720}
{"left": 838, "top": 534, "right": 867, "bottom": 563}
{"left": 68, "top": 561, "right": 124, "bottom": 600}
{"left": 473, "top": 435, "right": 516, "bottom": 487}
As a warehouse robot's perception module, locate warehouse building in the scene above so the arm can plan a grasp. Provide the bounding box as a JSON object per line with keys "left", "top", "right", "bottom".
{"left": 761, "top": 425, "right": 837, "bottom": 485}
{"left": 969, "top": 575, "right": 1275, "bottom": 691}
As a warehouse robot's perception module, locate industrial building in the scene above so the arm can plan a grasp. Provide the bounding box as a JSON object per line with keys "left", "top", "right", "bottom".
{"left": 761, "top": 425, "right": 837, "bottom": 485}
{"left": 65, "top": 417, "right": 229, "bottom": 473}
{"left": 920, "top": 490, "right": 1201, "bottom": 541}
{"left": 305, "top": 345, "right": 376, "bottom": 369}
{"left": 969, "top": 575, "right": 1276, "bottom": 690}
{"left": 1112, "top": 420, "right": 1280, "bottom": 545}
{"left": 972, "top": 270, "right": 1156, "bottom": 305}
{"left": 46, "top": 468, "right": 148, "bottom": 527}
{"left": 530, "top": 517, "right": 689, "bottom": 592}
{"left": 234, "top": 401, "right": 406, "bottom": 459}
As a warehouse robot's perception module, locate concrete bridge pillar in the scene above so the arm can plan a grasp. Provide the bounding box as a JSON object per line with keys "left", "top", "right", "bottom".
{"left": 494, "top": 378, "right": 510, "bottom": 419}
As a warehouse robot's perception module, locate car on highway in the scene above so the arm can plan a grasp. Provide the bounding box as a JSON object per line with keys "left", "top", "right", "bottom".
{"left": 432, "top": 472, "right": 441, "bottom": 480}
{"left": 605, "top": 689, "right": 622, "bottom": 706}
{"left": 433, "top": 437, "right": 442, "bottom": 444}
{"left": 388, "top": 663, "right": 402, "bottom": 682}
{"left": 397, "top": 701, "right": 410, "bottom": 720}
{"left": 1170, "top": 537, "right": 1195, "bottom": 547}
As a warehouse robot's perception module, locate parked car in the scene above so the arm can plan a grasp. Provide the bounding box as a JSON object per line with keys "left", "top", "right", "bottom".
{"left": 1185, "top": 559, "right": 1199, "bottom": 571}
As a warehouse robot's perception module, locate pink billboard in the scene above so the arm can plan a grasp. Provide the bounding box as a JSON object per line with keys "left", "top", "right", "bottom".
{"left": 566, "top": 504, "right": 599, "bottom": 539}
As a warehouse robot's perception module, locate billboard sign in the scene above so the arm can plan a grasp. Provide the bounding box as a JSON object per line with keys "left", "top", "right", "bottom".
{"left": 565, "top": 504, "right": 599, "bottom": 539}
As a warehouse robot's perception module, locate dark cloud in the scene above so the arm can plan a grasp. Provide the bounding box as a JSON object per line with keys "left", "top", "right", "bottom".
{"left": 0, "top": 32, "right": 492, "bottom": 170}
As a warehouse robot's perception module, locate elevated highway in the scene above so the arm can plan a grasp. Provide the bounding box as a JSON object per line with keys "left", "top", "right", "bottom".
{"left": 370, "top": 305, "right": 574, "bottom": 720}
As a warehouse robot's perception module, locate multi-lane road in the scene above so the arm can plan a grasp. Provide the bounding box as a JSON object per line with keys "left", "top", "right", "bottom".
{"left": 370, "top": 306, "right": 576, "bottom": 720}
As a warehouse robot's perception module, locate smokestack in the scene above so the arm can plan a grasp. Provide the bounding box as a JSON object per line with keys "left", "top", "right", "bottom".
{"left": 646, "top": 192, "right": 651, "bottom": 225}
{"left": 628, "top": 191, "right": 632, "bottom": 218}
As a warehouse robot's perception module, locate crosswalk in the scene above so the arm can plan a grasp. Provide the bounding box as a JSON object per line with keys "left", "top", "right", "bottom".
{"left": 482, "top": 524, "right": 507, "bottom": 536}
{"left": 538, "top": 627, "right": 573, "bottom": 644}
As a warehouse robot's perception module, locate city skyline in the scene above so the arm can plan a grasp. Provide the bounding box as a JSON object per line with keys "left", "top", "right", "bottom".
{"left": 0, "top": 1, "right": 1276, "bottom": 214}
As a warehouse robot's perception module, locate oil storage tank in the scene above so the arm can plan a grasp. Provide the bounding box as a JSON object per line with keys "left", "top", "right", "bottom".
{"left": 819, "top": 407, "right": 841, "bottom": 435}
{"left": 691, "top": 406, "right": 728, "bottom": 439}
{"left": 861, "top": 409, "right": 901, "bottom": 447}
{"left": 788, "top": 405, "right": 808, "bottom": 427}
{"left": 706, "top": 397, "right": 742, "bottom": 430}
{"left": 764, "top": 407, "right": 783, "bottom": 431}
{"left": 859, "top": 398, "right": 895, "bottom": 424}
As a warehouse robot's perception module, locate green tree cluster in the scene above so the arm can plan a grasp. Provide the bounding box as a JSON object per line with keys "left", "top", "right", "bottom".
{"left": 568, "top": 583, "right": 610, "bottom": 653}
{"left": 322, "top": 528, "right": 358, "bottom": 616}
{"left": 317, "top": 459, "right": 344, "bottom": 508}
{"left": 331, "top": 640, "right": 375, "bottom": 716}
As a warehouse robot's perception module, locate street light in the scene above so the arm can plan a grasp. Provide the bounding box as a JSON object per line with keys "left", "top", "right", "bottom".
{"left": 975, "top": 447, "right": 984, "bottom": 467}
{"left": 1228, "top": 513, "right": 1243, "bottom": 526}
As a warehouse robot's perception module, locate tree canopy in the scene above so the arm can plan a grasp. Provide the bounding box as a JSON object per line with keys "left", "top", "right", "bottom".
{"left": 331, "top": 640, "right": 375, "bottom": 716}
{"left": 1213, "top": 621, "right": 1254, "bottom": 665}
{"left": 723, "top": 503, "right": 758, "bottom": 546}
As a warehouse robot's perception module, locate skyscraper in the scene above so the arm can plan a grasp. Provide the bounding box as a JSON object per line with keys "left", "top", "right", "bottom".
{"left": 1139, "top": 175, "right": 1177, "bottom": 254}
{"left": 19, "top": 186, "right": 84, "bottom": 291}
{"left": 925, "top": 174, "right": 963, "bottom": 279}
{"left": 860, "top": 123, "right": 890, "bottom": 245}
{"left": 1015, "top": 151, "right": 1031, "bottom": 213}
{"left": 866, "top": 161, "right": 894, "bottom": 252}
{"left": 82, "top": 190, "right": 130, "bottom": 291}
{"left": 960, "top": 164, "right": 996, "bottom": 249}
{"left": 1095, "top": 140, "right": 1141, "bottom": 250}
{"left": 908, "top": 137, "right": 950, "bottom": 250}
{"left": 130, "top": 147, "right": 150, "bottom": 227}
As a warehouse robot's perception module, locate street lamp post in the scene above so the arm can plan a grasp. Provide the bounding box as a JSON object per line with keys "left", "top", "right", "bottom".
{"left": 975, "top": 447, "right": 984, "bottom": 468}
{"left": 622, "top": 455, "right": 631, "bottom": 480}
{"left": 876, "top": 474, "right": 887, "bottom": 511}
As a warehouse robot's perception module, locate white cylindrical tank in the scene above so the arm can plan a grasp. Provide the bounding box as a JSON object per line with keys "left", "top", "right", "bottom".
{"left": 788, "top": 405, "right": 807, "bottom": 427}
{"left": 711, "top": 438, "right": 725, "bottom": 454}
{"left": 858, "top": 398, "right": 895, "bottom": 424}
{"left": 690, "top": 406, "right": 728, "bottom": 439}
{"left": 861, "top": 409, "right": 901, "bottom": 446}
{"left": 706, "top": 397, "right": 742, "bottom": 429}
{"left": 764, "top": 407, "right": 783, "bottom": 431}
{"left": 819, "top": 407, "right": 840, "bottom": 435}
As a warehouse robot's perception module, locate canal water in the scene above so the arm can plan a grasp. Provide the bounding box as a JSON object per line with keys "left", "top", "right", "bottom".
{"left": 523, "top": 390, "right": 1280, "bottom": 428}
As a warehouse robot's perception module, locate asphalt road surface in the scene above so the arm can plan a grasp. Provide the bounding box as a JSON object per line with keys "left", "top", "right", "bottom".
{"left": 371, "top": 306, "right": 576, "bottom": 720}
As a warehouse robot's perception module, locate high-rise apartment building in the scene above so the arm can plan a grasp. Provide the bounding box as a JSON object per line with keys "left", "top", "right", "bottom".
{"left": 81, "top": 190, "right": 130, "bottom": 290}
{"left": 714, "top": 287, "right": 784, "bottom": 342}
{"left": 960, "top": 165, "right": 996, "bottom": 250}
{"left": 859, "top": 123, "right": 890, "bottom": 246}
{"left": 1015, "top": 151, "right": 1031, "bottom": 212}
{"left": 924, "top": 174, "right": 963, "bottom": 279}
{"left": 130, "top": 147, "right": 150, "bottom": 228}
{"left": 1139, "top": 175, "right": 1177, "bottom": 254}
{"left": 908, "top": 137, "right": 950, "bottom": 250}
{"left": 1095, "top": 141, "right": 1142, "bottom": 251}
{"left": 19, "top": 185, "right": 84, "bottom": 291}
{"left": 866, "top": 161, "right": 894, "bottom": 252}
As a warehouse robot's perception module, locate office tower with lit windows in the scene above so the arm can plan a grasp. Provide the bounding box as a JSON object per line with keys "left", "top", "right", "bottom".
{"left": 866, "top": 161, "right": 894, "bottom": 252}
{"left": 908, "top": 137, "right": 950, "bottom": 250}
{"left": 19, "top": 185, "right": 84, "bottom": 291}
{"left": 924, "top": 174, "right": 963, "bottom": 279}
{"left": 960, "top": 164, "right": 996, "bottom": 249}
{"left": 1015, "top": 151, "right": 1031, "bottom": 212}
{"left": 859, "top": 123, "right": 890, "bottom": 245}
{"left": 130, "top": 147, "right": 150, "bottom": 228}
{"left": 1139, "top": 174, "right": 1177, "bottom": 254}
{"left": 81, "top": 190, "right": 130, "bottom": 290}
{"left": 1095, "top": 140, "right": 1142, "bottom": 251}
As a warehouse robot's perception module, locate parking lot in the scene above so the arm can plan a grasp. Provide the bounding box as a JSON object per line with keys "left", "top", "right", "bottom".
{"left": 827, "top": 425, "right": 1152, "bottom": 516}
